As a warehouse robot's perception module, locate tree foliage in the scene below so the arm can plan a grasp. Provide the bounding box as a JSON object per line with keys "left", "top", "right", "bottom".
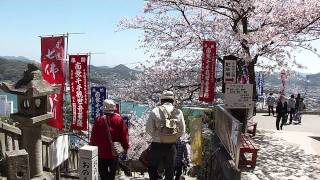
{"left": 119, "top": 0, "right": 320, "bottom": 102}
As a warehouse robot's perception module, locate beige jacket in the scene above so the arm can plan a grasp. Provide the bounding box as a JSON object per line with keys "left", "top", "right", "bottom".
{"left": 146, "top": 102, "right": 186, "bottom": 143}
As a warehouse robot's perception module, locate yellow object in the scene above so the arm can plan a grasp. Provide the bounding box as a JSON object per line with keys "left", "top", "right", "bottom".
{"left": 190, "top": 118, "right": 203, "bottom": 165}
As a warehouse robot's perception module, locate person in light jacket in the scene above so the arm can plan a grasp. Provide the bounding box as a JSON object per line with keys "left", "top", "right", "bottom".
{"left": 146, "top": 91, "right": 186, "bottom": 180}
{"left": 267, "top": 93, "right": 276, "bottom": 116}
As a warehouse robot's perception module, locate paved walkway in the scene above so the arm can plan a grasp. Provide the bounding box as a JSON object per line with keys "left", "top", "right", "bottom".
{"left": 242, "top": 113, "right": 320, "bottom": 180}
{"left": 252, "top": 113, "right": 320, "bottom": 135}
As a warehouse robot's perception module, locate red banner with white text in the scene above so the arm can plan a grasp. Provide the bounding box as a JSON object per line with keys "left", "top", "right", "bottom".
{"left": 69, "top": 55, "right": 88, "bottom": 130}
{"left": 199, "top": 40, "right": 216, "bottom": 103}
{"left": 41, "top": 36, "right": 65, "bottom": 129}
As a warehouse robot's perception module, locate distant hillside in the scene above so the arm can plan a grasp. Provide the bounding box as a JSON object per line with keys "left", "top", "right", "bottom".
{"left": 0, "top": 57, "right": 139, "bottom": 84}
{"left": 0, "top": 57, "right": 34, "bottom": 82}
{"left": 0, "top": 56, "right": 31, "bottom": 62}
{"left": 307, "top": 73, "right": 320, "bottom": 86}
{"left": 258, "top": 72, "right": 320, "bottom": 87}
{"left": 90, "top": 64, "right": 139, "bottom": 82}
{"left": 0, "top": 56, "right": 317, "bottom": 88}
{"left": 259, "top": 72, "right": 306, "bottom": 86}
{"left": 89, "top": 64, "right": 140, "bottom": 84}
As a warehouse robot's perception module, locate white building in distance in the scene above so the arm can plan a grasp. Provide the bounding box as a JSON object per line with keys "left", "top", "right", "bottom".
{"left": 6, "top": 101, "right": 13, "bottom": 114}
{"left": 0, "top": 95, "right": 13, "bottom": 116}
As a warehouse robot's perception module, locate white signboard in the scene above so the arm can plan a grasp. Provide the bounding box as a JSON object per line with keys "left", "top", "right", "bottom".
{"left": 49, "top": 135, "right": 69, "bottom": 170}
{"left": 224, "top": 84, "right": 253, "bottom": 108}
{"left": 79, "top": 145, "right": 99, "bottom": 180}
{"left": 224, "top": 60, "right": 237, "bottom": 84}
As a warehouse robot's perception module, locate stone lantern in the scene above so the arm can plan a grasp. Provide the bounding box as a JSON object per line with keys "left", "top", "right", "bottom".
{"left": 0, "top": 63, "right": 60, "bottom": 179}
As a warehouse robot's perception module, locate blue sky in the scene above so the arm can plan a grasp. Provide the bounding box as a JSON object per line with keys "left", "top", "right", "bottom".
{"left": 0, "top": 0, "right": 319, "bottom": 73}
{"left": 0, "top": 0, "right": 145, "bottom": 67}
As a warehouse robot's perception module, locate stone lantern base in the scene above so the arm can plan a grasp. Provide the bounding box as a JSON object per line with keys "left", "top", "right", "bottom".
{"left": 31, "top": 172, "right": 54, "bottom": 180}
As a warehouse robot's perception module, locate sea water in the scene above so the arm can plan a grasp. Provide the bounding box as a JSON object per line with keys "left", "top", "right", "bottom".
{"left": 0, "top": 90, "right": 148, "bottom": 118}
{"left": 120, "top": 101, "right": 149, "bottom": 118}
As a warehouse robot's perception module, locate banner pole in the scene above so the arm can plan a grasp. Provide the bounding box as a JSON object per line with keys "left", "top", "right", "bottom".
{"left": 64, "top": 33, "right": 69, "bottom": 132}
{"left": 88, "top": 52, "right": 91, "bottom": 143}
{"left": 38, "top": 32, "right": 84, "bottom": 38}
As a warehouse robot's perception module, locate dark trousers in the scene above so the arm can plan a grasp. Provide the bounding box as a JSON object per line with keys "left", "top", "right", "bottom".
{"left": 253, "top": 107, "right": 257, "bottom": 116}
{"left": 276, "top": 114, "right": 286, "bottom": 130}
{"left": 268, "top": 106, "right": 274, "bottom": 116}
{"left": 174, "top": 166, "right": 183, "bottom": 180}
{"left": 148, "top": 142, "right": 177, "bottom": 180}
{"left": 98, "top": 158, "right": 118, "bottom": 180}
{"left": 289, "top": 108, "right": 295, "bottom": 124}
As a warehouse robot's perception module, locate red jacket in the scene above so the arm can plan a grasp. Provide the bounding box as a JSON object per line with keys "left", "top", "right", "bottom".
{"left": 90, "top": 113, "right": 129, "bottom": 159}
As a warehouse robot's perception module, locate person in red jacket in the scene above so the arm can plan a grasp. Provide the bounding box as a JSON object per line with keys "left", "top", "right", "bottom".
{"left": 90, "top": 99, "right": 129, "bottom": 180}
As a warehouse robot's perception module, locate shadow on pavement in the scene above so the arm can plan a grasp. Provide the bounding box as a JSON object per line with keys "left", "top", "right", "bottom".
{"left": 309, "top": 136, "right": 320, "bottom": 142}
{"left": 241, "top": 130, "right": 320, "bottom": 180}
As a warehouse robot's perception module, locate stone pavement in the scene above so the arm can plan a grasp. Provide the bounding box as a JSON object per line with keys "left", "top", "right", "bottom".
{"left": 242, "top": 113, "right": 320, "bottom": 180}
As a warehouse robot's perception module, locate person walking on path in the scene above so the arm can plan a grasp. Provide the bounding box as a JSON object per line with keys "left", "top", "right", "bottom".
{"left": 287, "top": 94, "right": 296, "bottom": 124}
{"left": 174, "top": 138, "right": 189, "bottom": 180}
{"left": 267, "top": 93, "right": 276, "bottom": 116}
{"left": 90, "top": 99, "right": 129, "bottom": 180}
{"left": 146, "top": 91, "right": 186, "bottom": 180}
{"left": 276, "top": 95, "right": 288, "bottom": 130}
{"left": 295, "top": 96, "right": 306, "bottom": 124}
{"left": 295, "top": 93, "right": 302, "bottom": 110}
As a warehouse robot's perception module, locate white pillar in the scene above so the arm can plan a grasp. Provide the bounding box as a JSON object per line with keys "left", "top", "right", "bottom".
{"left": 79, "top": 145, "right": 99, "bottom": 180}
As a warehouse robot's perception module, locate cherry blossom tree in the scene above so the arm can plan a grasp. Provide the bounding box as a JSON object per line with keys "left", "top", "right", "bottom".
{"left": 127, "top": 113, "right": 151, "bottom": 160}
{"left": 119, "top": 0, "right": 320, "bottom": 101}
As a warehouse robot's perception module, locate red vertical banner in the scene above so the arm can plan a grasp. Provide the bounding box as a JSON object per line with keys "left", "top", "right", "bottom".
{"left": 199, "top": 40, "right": 216, "bottom": 102}
{"left": 41, "top": 36, "right": 65, "bottom": 129}
{"left": 69, "top": 55, "right": 88, "bottom": 130}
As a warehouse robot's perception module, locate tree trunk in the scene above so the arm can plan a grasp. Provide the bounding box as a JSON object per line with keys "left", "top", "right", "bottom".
{"left": 248, "top": 61, "right": 257, "bottom": 99}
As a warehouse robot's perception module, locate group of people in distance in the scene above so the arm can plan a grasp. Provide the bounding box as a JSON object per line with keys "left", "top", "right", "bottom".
{"left": 266, "top": 93, "right": 306, "bottom": 130}
{"left": 90, "top": 91, "right": 189, "bottom": 180}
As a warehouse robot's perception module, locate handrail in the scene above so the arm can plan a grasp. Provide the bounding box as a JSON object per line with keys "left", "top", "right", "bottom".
{"left": 41, "top": 135, "right": 53, "bottom": 144}
{"left": 0, "top": 121, "right": 21, "bottom": 135}
{"left": 216, "top": 105, "right": 242, "bottom": 125}
{"left": 215, "top": 105, "right": 242, "bottom": 168}
{"left": 0, "top": 121, "right": 81, "bottom": 176}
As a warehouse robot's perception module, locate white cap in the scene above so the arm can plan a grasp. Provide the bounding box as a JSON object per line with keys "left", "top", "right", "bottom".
{"left": 103, "top": 99, "right": 116, "bottom": 113}
{"left": 160, "top": 90, "right": 175, "bottom": 100}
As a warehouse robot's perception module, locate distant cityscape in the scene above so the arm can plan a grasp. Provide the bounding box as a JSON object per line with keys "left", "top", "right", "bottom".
{"left": 262, "top": 82, "right": 320, "bottom": 112}
{"left": 1, "top": 56, "right": 320, "bottom": 116}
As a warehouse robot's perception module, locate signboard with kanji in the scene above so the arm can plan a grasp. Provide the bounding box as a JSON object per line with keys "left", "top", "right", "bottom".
{"left": 199, "top": 40, "right": 216, "bottom": 102}
{"left": 91, "top": 86, "right": 107, "bottom": 123}
{"left": 224, "top": 59, "right": 237, "bottom": 84}
{"left": 69, "top": 55, "right": 89, "bottom": 130}
{"left": 41, "top": 36, "right": 65, "bottom": 129}
{"left": 224, "top": 84, "right": 253, "bottom": 109}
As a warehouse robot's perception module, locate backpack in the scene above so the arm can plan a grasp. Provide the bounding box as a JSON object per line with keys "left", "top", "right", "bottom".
{"left": 158, "top": 106, "right": 179, "bottom": 136}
